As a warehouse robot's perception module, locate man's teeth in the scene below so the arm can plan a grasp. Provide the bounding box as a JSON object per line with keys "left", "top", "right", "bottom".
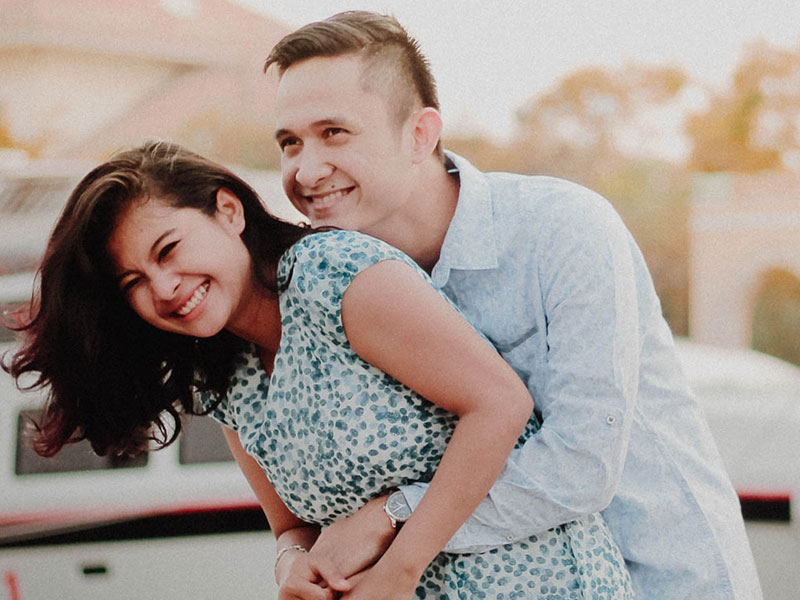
{"left": 312, "top": 189, "right": 347, "bottom": 208}
{"left": 177, "top": 283, "right": 209, "bottom": 316}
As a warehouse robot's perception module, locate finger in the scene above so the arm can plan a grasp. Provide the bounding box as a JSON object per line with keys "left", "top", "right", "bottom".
{"left": 344, "top": 570, "right": 367, "bottom": 587}
{"left": 310, "top": 555, "right": 351, "bottom": 592}
{"left": 280, "top": 580, "right": 336, "bottom": 600}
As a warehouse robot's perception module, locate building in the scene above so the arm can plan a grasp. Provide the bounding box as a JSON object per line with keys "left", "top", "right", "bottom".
{"left": 0, "top": 0, "right": 299, "bottom": 274}
{"left": 689, "top": 171, "right": 800, "bottom": 350}
{"left": 0, "top": 0, "right": 290, "bottom": 166}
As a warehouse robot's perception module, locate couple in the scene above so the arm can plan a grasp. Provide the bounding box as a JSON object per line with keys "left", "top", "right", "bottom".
{"left": 4, "top": 11, "right": 760, "bottom": 600}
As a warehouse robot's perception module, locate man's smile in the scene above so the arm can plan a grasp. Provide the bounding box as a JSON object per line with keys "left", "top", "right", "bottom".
{"left": 304, "top": 186, "right": 355, "bottom": 210}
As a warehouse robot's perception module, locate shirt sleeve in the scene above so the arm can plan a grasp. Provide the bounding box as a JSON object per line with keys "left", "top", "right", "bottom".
{"left": 401, "top": 193, "right": 643, "bottom": 553}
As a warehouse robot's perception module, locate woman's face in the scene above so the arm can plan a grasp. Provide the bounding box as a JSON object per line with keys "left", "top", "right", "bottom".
{"left": 106, "top": 189, "right": 252, "bottom": 338}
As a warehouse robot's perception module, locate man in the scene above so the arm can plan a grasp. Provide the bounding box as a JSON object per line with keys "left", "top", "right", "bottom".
{"left": 265, "top": 11, "right": 761, "bottom": 599}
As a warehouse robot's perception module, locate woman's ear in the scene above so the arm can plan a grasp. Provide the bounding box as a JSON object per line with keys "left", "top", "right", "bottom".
{"left": 409, "top": 107, "right": 443, "bottom": 164}
{"left": 215, "top": 188, "right": 246, "bottom": 235}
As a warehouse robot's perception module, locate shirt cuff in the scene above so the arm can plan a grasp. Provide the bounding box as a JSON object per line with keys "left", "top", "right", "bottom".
{"left": 397, "top": 482, "right": 527, "bottom": 554}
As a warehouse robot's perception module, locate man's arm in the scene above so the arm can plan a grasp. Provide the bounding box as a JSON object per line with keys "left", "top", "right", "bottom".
{"left": 412, "top": 196, "right": 642, "bottom": 552}
{"left": 312, "top": 194, "right": 643, "bottom": 562}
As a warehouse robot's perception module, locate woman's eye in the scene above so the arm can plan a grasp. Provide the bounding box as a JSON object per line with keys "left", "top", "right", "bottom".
{"left": 121, "top": 277, "right": 141, "bottom": 294}
{"left": 158, "top": 241, "right": 178, "bottom": 262}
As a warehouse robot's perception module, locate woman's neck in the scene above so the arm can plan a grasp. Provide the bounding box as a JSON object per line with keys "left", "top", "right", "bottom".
{"left": 226, "top": 285, "right": 282, "bottom": 355}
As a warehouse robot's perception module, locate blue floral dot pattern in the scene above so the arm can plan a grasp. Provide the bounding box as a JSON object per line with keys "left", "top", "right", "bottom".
{"left": 201, "top": 230, "right": 633, "bottom": 599}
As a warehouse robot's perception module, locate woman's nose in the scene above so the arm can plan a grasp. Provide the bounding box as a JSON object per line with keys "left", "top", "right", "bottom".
{"left": 150, "top": 270, "right": 180, "bottom": 300}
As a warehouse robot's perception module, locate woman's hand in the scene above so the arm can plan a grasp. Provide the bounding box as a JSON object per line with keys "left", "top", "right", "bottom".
{"left": 340, "top": 559, "right": 420, "bottom": 600}
{"left": 310, "top": 495, "right": 395, "bottom": 578}
{"left": 278, "top": 550, "right": 351, "bottom": 600}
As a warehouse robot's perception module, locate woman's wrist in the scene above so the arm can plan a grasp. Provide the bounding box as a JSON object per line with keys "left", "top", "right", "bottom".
{"left": 378, "top": 533, "right": 431, "bottom": 584}
{"left": 274, "top": 544, "right": 307, "bottom": 584}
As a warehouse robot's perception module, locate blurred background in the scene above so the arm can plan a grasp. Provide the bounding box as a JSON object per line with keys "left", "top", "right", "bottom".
{"left": 1, "top": 1, "right": 799, "bottom": 598}
{"left": 1, "top": 0, "right": 798, "bottom": 359}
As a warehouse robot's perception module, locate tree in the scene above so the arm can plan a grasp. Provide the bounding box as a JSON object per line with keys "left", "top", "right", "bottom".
{"left": 687, "top": 40, "right": 800, "bottom": 173}
{"left": 503, "top": 64, "right": 689, "bottom": 182}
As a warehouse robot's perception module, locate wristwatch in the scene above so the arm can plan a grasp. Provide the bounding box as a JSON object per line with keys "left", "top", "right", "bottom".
{"left": 383, "top": 489, "right": 413, "bottom": 528}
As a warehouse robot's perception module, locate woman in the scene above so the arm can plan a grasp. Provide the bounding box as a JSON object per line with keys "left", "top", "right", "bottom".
{"left": 3, "top": 141, "right": 633, "bottom": 599}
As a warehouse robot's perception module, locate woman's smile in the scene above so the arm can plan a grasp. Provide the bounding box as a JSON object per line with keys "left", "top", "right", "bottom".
{"left": 174, "top": 281, "right": 210, "bottom": 318}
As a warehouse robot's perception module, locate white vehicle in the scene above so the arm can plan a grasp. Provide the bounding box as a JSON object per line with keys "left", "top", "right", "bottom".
{"left": 674, "top": 338, "right": 800, "bottom": 600}
{"left": 1, "top": 323, "right": 797, "bottom": 598}
{"left": 0, "top": 340, "right": 278, "bottom": 600}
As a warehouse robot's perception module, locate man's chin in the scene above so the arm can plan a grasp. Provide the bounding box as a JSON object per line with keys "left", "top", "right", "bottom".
{"left": 308, "top": 211, "right": 352, "bottom": 230}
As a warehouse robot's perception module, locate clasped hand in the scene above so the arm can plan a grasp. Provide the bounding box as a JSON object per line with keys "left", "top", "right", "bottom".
{"left": 278, "top": 554, "right": 419, "bottom": 600}
{"left": 278, "top": 496, "right": 420, "bottom": 599}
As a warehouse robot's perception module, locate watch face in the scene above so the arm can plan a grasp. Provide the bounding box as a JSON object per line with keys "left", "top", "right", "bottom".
{"left": 387, "top": 491, "right": 413, "bottom": 521}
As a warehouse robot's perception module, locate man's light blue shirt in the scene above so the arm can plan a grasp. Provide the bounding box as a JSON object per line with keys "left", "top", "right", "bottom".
{"left": 400, "top": 152, "right": 762, "bottom": 600}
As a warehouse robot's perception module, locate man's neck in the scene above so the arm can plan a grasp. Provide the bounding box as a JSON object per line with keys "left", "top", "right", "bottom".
{"left": 368, "top": 158, "right": 460, "bottom": 273}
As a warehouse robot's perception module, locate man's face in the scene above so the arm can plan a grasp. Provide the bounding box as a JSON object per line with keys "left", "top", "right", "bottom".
{"left": 274, "top": 55, "right": 415, "bottom": 233}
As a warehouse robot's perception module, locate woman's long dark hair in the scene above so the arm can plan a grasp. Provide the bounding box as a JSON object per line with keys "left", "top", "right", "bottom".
{"left": 1, "top": 141, "right": 310, "bottom": 457}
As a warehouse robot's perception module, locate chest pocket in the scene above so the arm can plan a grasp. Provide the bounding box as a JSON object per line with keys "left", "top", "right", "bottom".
{"left": 484, "top": 323, "right": 546, "bottom": 391}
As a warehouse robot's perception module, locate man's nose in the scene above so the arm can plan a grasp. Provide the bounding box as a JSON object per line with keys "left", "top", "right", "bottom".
{"left": 294, "top": 147, "right": 334, "bottom": 189}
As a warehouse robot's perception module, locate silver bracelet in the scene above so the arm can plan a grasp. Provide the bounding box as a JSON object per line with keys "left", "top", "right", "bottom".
{"left": 274, "top": 544, "right": 308, "bottom": 580}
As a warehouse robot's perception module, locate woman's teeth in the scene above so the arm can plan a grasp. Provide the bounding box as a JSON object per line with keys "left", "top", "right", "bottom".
{"left": 176, "top": 283, "right": 209, "bottom": 316}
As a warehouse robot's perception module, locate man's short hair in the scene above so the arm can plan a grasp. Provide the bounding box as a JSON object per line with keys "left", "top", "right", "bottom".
{"left": 265, "top": 11, "right": 439, "bottom": 130}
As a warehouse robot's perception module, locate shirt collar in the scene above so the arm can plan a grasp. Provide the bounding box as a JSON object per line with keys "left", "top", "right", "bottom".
{"left": 432, "top": 151, "right": 499, "bottom": 286}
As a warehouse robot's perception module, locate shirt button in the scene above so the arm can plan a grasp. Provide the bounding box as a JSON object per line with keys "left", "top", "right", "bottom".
{"left": 606, "top": 415, "right": 617, "bottom": 425}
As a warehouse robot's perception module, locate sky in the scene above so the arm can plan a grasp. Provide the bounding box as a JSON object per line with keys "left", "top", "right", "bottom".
{"left": 235, "top": 0, "right": 800, "bottom": 146}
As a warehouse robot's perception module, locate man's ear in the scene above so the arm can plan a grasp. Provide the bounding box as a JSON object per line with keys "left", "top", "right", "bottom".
{"left": 216, "top": 188, "right": 246, "bottom": 235}
{"left": 409, "top": 107, "right": 443, "bottom": 164}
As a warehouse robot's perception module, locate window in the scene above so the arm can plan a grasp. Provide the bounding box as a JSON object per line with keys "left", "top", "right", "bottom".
{"left": 178, "top": 414, "right": 234, "bottom": 464}
{"left": 15, "top": 410, "right": 147, "bottom": 475}
{"left": 0, "top": 302, "right": 26, "bottom": 343}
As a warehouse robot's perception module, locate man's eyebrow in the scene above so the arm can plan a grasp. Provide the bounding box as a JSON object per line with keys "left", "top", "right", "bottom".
{"left": 115, "top": 229, "right": 175, "bottom": 282}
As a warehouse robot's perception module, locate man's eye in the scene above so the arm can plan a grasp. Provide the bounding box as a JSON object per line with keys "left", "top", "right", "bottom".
{"left": 279, "top": 137, "right": 299, "bottom": 151}
{"left": 158, "top": 241, "right": 178, "bottom": 261}
{"left": 323, "top": 127, "right": 345, "bottom": 138}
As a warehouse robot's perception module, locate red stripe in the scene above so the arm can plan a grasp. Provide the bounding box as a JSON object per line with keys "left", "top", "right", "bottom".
{"left": 4, "top": 571, "right": 21, "bottom": 600}
{"left": 737, "top": 490, "right": 791, "bottom": 503}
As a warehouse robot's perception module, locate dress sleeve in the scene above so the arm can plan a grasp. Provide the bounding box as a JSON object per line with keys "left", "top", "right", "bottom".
{"left": 194, "top": 345, "right": 265, "bottom": 431}
{"left": 284, "top": 231, "right": 424, "bottom": 342}
{"left": 196, "top": 389, "right": 238, "bottom": 430}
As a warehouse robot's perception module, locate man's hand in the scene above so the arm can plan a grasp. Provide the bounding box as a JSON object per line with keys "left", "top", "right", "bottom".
{"left": 310, "top": 495, "right": 397, "bottom": 580}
